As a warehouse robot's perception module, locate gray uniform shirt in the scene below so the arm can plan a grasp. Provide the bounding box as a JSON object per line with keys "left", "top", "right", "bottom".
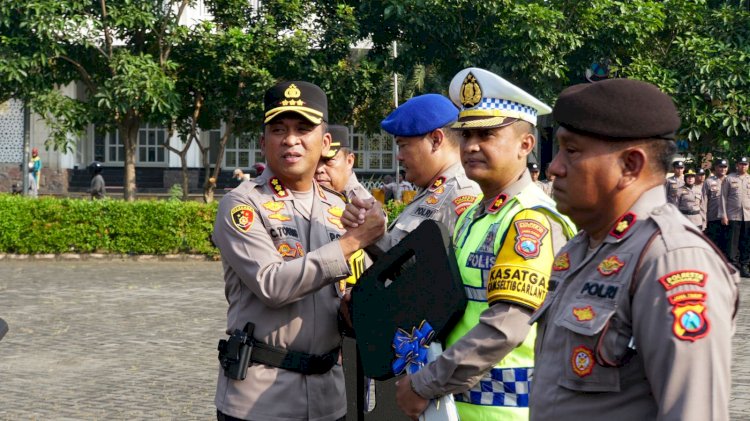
{"left": 540, "top": 180, "right": 554, "bottom": 197}
{"left": 675, "top": 184, "right": 706, "bottom": 230}
{"left": 344, "top": 172, "right": 372, "bottom": 201}
{"left": 213, "top": 169, "right": 351, "bottom": 421}
{"left": 719, "top": 173, "right": 750, "bottom": 221}
{"left": 374, "top": 162, "right": 480, "bottom": 252}
{"left": 530, "top": 186, "right": 739, "bottom": 421}
{"left": 702, "top": 175, "right": 725, "bottom": 221}
{"left": 665, "top": 175, "right": 684, "bottom": 205}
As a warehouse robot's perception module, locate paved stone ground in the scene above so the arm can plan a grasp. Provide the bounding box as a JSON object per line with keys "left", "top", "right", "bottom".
{"left": 0, "top": 260, "right": 748, "bottom": 420}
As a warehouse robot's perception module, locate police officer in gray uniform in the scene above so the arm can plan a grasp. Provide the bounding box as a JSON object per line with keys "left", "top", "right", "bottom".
{"left": 675, "top": 169, "right": 705, "bottom": 230}
{"left": 347, "top": 93, "right": 481, "bottom": 253}
{"left": 530, "top": 79, "right": 739, "bottom": 421}
{"left": 703, "top": 158, "right": 729, "bottom": 255}
{"left": 719, "top": 156, "right": 750, "bottom": 277}
{"left": 212, "top": 81, "right": 385, "bottom": 421}
{"left": 665, "top": 160, "right": 685, "bottom": 204}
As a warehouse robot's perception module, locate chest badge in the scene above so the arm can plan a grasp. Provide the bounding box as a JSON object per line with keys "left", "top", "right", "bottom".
{"left": 597, "top": 255, "right": 625, "bottom": 276}
{"left": 426, "top": 195, "right": 439, "bottom": 205}
{"left": 263, "top": 201, "right": 291, "bottom": 221}
{"left": 571, "top": 346, "right": 594, "bottom": 377}
{"left": 552, "top": 252, "right": 570, "bottom": 271}
{"left": 328, "top": 206, "right": 344, "bottom": 229}
{"left": 572, "top": 306, "right": 595, "bottom": 321}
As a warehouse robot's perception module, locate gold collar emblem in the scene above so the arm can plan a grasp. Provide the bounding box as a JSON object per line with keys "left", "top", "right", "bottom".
{"left": 459, "top": 73, "right": 482, "bottom": 108}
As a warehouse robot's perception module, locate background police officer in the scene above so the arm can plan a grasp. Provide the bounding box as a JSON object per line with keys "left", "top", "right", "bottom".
{"left": 212, "top": 81, "right": 385, "bottom": 421}
{"left": 703, "top": 158, "right": 729, "bottom": 255}
{"left": 531, "top": 78, "right": 738, "bottom": 421}
{"left": 719, "top": 156, "right": 750, "bottom": 277}
{"left": 665, "top": 160, "right": 685, "bottom": 204}
{"left": 676, "top": 169, "right": 705, "bottom": 230}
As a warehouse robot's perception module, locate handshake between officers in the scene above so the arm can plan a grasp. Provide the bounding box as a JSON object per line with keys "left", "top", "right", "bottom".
{"left": 212, "top": 80, "right": 385, "bottom": 421}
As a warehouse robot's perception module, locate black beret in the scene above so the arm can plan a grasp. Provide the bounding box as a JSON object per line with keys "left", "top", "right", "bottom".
{"left": 553, "top": 79, "right": 680, "bottom": 140}
{"left": 264, "top": 81, "right": 328, "bottom": 125}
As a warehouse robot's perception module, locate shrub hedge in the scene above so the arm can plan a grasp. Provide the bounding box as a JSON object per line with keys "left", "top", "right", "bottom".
{"left": 0, "top": 195, "right": 218, "bottom": 256}
{"left": 0, "top": 194, "right": 408, "bottom": 256}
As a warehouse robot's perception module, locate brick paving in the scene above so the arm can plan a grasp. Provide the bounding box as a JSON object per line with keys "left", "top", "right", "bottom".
{"left": 0, "top": 260, "right": 748, "bottom": 420}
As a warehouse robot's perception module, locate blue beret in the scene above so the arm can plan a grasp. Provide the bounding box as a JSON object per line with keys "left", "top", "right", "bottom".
{"left": 380, "top": 94, "right": 458, "bottom": 137}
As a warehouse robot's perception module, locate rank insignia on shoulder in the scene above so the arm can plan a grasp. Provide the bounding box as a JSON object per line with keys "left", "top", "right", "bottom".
{"left": 672, "top": 301, "right": 709, "bottom": 341}
{"left": 552, "top": 252, "right": 570, "bottom": 271}
{"left": 610, "top": 212, "right": 636, "bottom": 239}
{"left": 597, "top": 256, "right": 625, "bottom": 276}
{"left": 230, "top": 205, "right": 255, "bottom": 233}
{"left": 659, "top": 270, "right": 707, "bottom": 290}
{"left": 571, "top": 346, "right": 594, "bottom": 377}
{"left": 269, "top": 177, "right": 289, "bottom": 198}
{"left": 429, "top": 176, "right": 446, "bottom": 191}
{"left": 573, "top": 306, "right": 595, "bottom": 321}
{"left": 513, "top": 219, "right": 549, "bottom": 259}
{"left": 487, "top": 193, "right": 509, "bottom": 214}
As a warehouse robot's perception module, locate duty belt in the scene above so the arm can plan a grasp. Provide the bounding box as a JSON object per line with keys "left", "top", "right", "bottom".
{"left": 250, "top": 340, "right": 340, "bottom": 375}
{"left": 680, "top": 210, "right": 700, "bottom": 215}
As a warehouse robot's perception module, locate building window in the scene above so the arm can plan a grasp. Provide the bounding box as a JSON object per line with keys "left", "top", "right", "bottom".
{"left": 93, "top": 130, "right": 124, "bottom": 163}
{"left": 225, "top": 132, "right": 262, "bottom": 169}
{"left": 351, "top": 130, "right": 396, "bottom": 172}
{"left": 138, "top": 124, "right": 166, "bottom": 163}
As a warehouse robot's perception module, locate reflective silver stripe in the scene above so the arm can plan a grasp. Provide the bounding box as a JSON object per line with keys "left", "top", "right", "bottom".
{"left": 465, "top": 286, "right": 486, "bottom": 302}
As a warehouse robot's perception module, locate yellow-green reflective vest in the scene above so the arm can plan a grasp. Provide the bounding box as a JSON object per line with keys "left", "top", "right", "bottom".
{"left": 447, "top": 186, "right": 575, "bottom": 421}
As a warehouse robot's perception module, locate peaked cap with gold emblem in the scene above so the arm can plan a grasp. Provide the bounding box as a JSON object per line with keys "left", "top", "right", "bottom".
{"left": 324, "top": 125, "right": 350, "bottom": 159}
{"left": 449, "top": 67, "right": 551, "bottom": 128}
{"left": 264, "top": 81, "right": 328, "bottom": 125}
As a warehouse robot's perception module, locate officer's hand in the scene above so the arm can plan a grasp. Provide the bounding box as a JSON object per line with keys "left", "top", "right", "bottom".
{"left": 396, "top": 374, "right": 429, "bottom": 420}
{"left": 722, "top": 216, "right": 729, "bottom": 225}
{"left": 342, "top": 196, "right": 375, "bottom": 228}
{"left": 340, "top": 201, "right": 386, "bottom": 257}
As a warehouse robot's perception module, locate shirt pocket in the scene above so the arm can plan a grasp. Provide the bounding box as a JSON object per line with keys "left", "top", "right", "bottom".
{"left": 554, "top": 303, "right": 622, "bottom": 393}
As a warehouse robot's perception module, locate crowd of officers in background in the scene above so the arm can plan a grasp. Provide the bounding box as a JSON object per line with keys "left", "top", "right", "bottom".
{"left": 666, "top": 157, "right": 750, "bottom": 277}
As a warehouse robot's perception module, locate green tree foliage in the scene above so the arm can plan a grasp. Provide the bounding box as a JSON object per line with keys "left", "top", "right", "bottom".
{"left": 356, "top": 0, "right": 750, "bottom": 156}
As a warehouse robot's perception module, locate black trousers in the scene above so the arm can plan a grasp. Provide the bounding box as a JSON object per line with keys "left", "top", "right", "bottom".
{"left": 705, "top": 220, "right": 729, "bottom": 259}
{"left": 726, "top": 220, "right": 750, "bottom": 270}
{"left": 218, "top": 410, "right": 345, "bottom": 421}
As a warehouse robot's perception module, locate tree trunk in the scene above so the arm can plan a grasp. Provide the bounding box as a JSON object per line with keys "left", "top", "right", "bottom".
{"left": 203, "top": 116, "right": 234, "bottom": 203}
{"left": 180, "top": 143, "right": 191, "bottom": 201}
{"left": 120, "top": 112, "right": 141, "bottom": 202}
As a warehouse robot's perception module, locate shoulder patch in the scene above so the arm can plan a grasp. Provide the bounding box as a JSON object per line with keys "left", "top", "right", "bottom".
{"left": 230, "top": 205, "right": 255, "bottom": 233}
{"left": 453, "top": 195, "right": 476, "bottom": 216}
{"left": 659, "top": 270, "right": 707, "bottom": 290}
{"left": 513, "top": 219, "right": 549, "bottom": 260}
{"left": 672, "top": 302, "right": 710, "bottom": 341}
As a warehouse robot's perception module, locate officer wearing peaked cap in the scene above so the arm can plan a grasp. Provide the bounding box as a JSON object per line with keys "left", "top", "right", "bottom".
{"left": 345, "top": 93, "right": 481, "bottom": 253}
{"left": 530, "top": 78, "right": 738, "bottom": 421}
{"left": 676, "top": 169, "right": 706, "bottom": 230}
{"left": 719, "top": 156, "right": 750, "bottom": 277}
{"left": 665, "top": 160, "right": 685, "bottom": 205}
{"left": 394, "top": 67, "right": 576, "bottom": 421}
{"left": 213, "top": 80, "right": 385, "bottom": 421}
{"left": 703, "top": 158, "right": 729, "bottom": 255}
{"left": 529, "top": 162, "right": 544, "bottom": 189}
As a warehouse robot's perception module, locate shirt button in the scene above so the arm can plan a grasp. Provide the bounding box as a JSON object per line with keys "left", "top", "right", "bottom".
{"left": 652, "top": 209, "right": 662, "bottom": 215}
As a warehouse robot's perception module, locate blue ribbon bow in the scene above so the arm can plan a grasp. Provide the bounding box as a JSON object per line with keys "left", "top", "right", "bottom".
{"left": 392, "top": 320, "right": 435, "bottom": 375}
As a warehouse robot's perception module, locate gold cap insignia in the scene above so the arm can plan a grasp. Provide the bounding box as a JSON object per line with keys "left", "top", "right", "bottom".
{"left": 284, "top": 84, "right": 301, "bottom": 99}
{"left": 459, "top": 73, "right": 482, "bottom": 108}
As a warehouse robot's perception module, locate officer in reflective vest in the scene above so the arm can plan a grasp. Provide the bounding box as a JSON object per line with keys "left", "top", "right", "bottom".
{"left": 394, "top": 67, "right": 576, "bottom": 421}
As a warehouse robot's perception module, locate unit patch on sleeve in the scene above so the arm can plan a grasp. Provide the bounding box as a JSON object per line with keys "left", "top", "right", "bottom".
{"left": 597, "top": 255, "right": 625, "bottom": 276}
{"left": 672, "top": 301, "right": 710, "bottom": 341}
{"left": 659, "top": 270, "right": 707, "bottom": 290}
{"left": 452, "top": 195, "right": 476, "bottom": 216}
{"left": 571, "top": 346, "right": 594, "bottom": 377}
{"left": 513, "top": 219, "right": 549, "bottom": 260}
{"left": 230, "top": 205, "right": 255, "bottom": 233}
